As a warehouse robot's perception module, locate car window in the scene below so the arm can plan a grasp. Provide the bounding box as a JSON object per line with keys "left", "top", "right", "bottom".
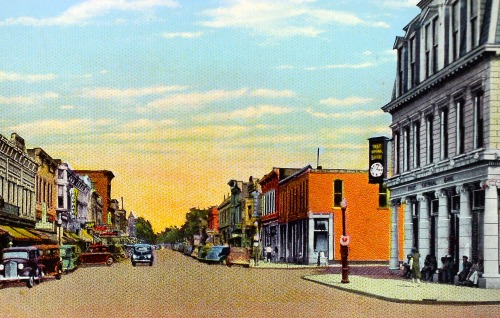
{"left": 3, "top": 251, "right": 29, "bottom": 259}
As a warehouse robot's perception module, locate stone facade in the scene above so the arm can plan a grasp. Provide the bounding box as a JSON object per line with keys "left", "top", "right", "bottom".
{"left": 383, "top": 0, "right": 500, "bottom": 288}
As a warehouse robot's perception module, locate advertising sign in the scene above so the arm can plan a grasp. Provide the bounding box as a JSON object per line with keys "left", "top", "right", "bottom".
{"left": 368, "top": 136, "right": 389, "bottom": 184}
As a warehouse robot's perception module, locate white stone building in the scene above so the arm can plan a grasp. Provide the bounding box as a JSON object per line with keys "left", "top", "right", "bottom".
{"left": 382, "top": 0, "right": 500, "bottom": 288}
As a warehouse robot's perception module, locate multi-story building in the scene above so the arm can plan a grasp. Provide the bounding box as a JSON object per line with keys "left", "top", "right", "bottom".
{"left": 0, "top": 133, "right": 39, "bottom": 247}
{"left": 73, "top": 170, "right": 115, "bottom": 227}
{"left": 382, "top": 0, "right": 500, "bottom": 287}
{"left": 277, "top": 165, "right": 395, "bottom": 265}
{"left": 259, "top": 167, "right": 301, "bottom": 260}
{"left": 218, "top": 194, "right": 231, "bottom": 244}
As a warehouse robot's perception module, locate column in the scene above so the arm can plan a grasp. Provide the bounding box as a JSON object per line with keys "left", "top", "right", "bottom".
{"left": 404, "top": 197, "right": 414, "bottom": 257}
{"left": 328, "top": 213, "right": 333, "bottom": 261}
{"left": 307, "top": 214, "right": 315, "bottom": 264}
{"left": 436, "top": 189, "right": 450, "bottom": 260}
{"left": 457, "top": 185, "right": 472, "bottom": 260}
{"left": 389, "top": 198, "right": 401, "bottom": 271}
{"left": 482, "top": 181, "right": 500, "bottom": 286}
{"left": 417, "top": 194, "right": 430, "bottom": 258}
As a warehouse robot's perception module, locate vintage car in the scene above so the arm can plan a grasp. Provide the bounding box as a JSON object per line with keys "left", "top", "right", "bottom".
{"left": 60, "top": 244, "right": 80, "bottom": 272}
{"left": 36, "top": 244, "right": 63, "bottom": 280}
{"left": 78, "top": 244, "right": 114, "bottom": 266}
{"left": 204, "top": 246, "right": 230, "bottom": 264}
{"left": 130, "top": 244, "right": 154, "bottom": 266}
{"left": 0, "top": 246, "right": 44, "bottom": 288}
{"left": 226, "top": 246, "right": 251, "bottom": 267}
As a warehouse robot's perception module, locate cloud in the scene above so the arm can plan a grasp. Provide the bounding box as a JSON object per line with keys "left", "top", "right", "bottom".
{"left": 380, "top": 0, "right": 419, "bottom": 8}
{"left": 0, "top": 71, "right": 56, "bottom": 82}
{"left": 277, "top": 62, "right": 375, "bottom": 71}
{"left": 306, "top": 108, "right": 383, "bottom": 119}
{"left": 0, "top": 92, "right": 59, "bottom": 105}
{"left": 320, "top": 96, "right": 374, "bottom": 107}
{"left": 141, "top": 88, "right": 249, "bottom": 112}
{"left": 250, "top": 89, "right": 297, "bottom": 98}
{"left": 83, "top": 85, "right": 188, "bottom": 99}
{"left": 9, "top": 118, "right": 113, "bottom": 135}
{"left": 199, "top": 0, "right": 389, "bottom": 38}
{"left": 120, "top": 119, "right": 177, "bottom": 130}
{"left": 162, "top": 32, "right": 203, "bottom": 39}
{"left": 0, "top": 0, "right": 179, "bottom": 26}
{"left": 193, "top": 105, "right": 294, "bottom": 121}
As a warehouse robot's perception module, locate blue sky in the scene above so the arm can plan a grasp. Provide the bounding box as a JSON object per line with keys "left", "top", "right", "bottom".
{"left": 0, "top": 0, "right": 420, "bottom": 231}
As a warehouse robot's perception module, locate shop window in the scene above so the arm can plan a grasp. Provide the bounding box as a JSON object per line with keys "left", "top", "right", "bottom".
{"left": 379, "top": 183, "right": 388, "bottom": 208}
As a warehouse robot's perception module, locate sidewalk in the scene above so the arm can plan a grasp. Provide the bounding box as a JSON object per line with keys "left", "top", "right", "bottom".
{"left": 251, "top": 261, "right": 500, "bottom": 304}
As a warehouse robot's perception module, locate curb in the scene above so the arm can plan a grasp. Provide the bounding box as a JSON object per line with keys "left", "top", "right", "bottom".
{"left": 301, "top": 275, "right": 500, "bottom": 306}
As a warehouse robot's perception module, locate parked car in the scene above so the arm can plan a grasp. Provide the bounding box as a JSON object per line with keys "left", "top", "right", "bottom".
{"left": 36, "top": 244, "right": 63, "bottom": 280}
{"left": 78, "top": 244, "right": 114, "bottom": 266}
{"left": 60, "top": 244, "right": 80, "bottom": 272}
{"left": 205, "top": 246, "right": 230, "bottom": 264}
{"left": 226, "top": 247, "right": 251, "bottom": 267}
{"left": 130, "top": 244, "right": 154, "bottom": 266}
{"left": 0, "top": 246, "right": 44, "bottom": 288}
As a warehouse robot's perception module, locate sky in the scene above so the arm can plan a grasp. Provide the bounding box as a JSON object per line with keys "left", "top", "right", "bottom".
{"left": 0, "top": 0, "right": 420, "bottom": 232}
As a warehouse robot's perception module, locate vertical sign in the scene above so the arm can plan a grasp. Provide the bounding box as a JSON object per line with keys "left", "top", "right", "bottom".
{"left": 368, "top": 136, "right": 389, "bottom": 184}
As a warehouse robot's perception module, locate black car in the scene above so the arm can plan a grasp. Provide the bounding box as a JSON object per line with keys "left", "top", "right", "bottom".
{"left": 0, "top": 246, "right": 45, "bottom": 288}
{"left": 131, "top": 244, "right": 154, "bottom": 266}
{"left": 204, "top": 246, "right": 230, "bottom": 264}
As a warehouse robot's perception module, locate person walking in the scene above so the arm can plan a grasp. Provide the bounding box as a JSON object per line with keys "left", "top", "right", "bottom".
{"left": 411, "top": 248, "right": 421, "bottom": 284}
{"left": 265, "top": 245, "right": 272, "bottom": 262}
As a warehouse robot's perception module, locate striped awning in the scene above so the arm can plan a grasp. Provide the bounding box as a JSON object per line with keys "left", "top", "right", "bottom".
{"left": 0, "top": 225, "right": 44, "bottom": 242}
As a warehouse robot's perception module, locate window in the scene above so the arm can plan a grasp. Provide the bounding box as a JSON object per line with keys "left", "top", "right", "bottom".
{"left": 425, "top": 23, "right": 431, "bottom": 78}
{"left": 426, "top": 114, "right": 434, "bottom": 164}
{"left": 58, "top": 185, "right": 64, "bottom": 208}
{"left": 413, "top": 121, "right": 421, "bottom": 168}
{"left": 404, "top": 126, "right": 411, "bottom": 171}
{"left": 432, "top": 17, "right": 439, "bottom": 73}
{"left": 451, "top": 1, "right": 460, "bottom": 61}
{"left": 379, "top": 183, "right": 388, "bottom": 208}
{"left": 333, "top": 180, "right": 343, "bottom": 207}
{"left": 440, "top": 108, "right": 449, "bottom": 159}
{"left": 456, "top": 100, "right": 465, "bottom": 154}
{"left": 394, "top": 131, "right": 400, "bottom": 175}
{"left": 470, "top": 0, "right": 478, "bottom": 49}
{"left": 58, "top": 169, "right": 64, "bottom": 180}
{"left": 474, "top": 91, "right": 484, "bottom": 149}
{"left": 398, "top": 48, "right": 404, "bottom": 96}
{"left": 409, "top": 36, "right": 417, "bottom": 88}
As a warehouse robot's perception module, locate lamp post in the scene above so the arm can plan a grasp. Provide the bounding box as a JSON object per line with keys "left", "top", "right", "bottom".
{"left": 340, "top": 198, "right": 349, "bottom": 283}
{"left": 56, "top": 213, "right": 63, "bottom": 246}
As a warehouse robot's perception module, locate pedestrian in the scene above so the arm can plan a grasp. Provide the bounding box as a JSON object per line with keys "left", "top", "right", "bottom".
{"left": 411, "top": 248, "right": 421, "bottom": 284}
{"left": 457, "top": 255, "right": 472, "bottom": 285}
{"left": 265, "top": 245, "right": 272, "bottom": 262}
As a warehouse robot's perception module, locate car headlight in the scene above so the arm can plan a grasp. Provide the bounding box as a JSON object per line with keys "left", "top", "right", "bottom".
{"left": 132, "top": 254, "right": 137, "bottom": 259}
{"left": 18, "top": 263, "right": 24, "bottom": 270}
{"left": 0, "top": 264, "right": 3, "bottom": 270}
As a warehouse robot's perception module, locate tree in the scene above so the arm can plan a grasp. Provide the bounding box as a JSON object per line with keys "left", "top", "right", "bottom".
{"left": 135, "top": 217, "right": 156, "bottom": 244}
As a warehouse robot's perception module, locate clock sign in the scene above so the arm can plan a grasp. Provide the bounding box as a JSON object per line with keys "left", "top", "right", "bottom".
{"left": 368, "top": 136, "right": 389, "bottom": 183}
{"left": 370, "top": 162, "right": 384, "bottom": 177}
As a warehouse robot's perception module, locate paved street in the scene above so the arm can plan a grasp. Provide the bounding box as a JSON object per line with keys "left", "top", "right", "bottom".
{"left": 1, "top": 249, "right": 499, "bottom": 317}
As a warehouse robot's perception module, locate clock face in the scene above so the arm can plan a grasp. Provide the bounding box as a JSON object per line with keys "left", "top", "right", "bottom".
{"left": 370, "top": 162, "right": 384, "bottom": 177}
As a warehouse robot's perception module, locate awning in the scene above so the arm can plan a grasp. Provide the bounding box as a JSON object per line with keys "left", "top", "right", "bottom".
{"left": 80, "top": 230, "right": 93, "bottom": 243}
{"left": 27, "top": 229, "right": 58, "bottom": 244}
{"left": 0, "top": 225, "right": 44, "bottom": 242}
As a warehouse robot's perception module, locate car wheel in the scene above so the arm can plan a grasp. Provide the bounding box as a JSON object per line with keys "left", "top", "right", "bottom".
{"left": 35, "top": 268, "right": 43, "bottom": 284}
{"left": 106, "top": 257, "right": 114, "bottom": 266}
{"left": 27, "top": 276, "right": 35, "bottom": 288}
{"left": 132, "top": 262, "right": 136, "bottom": 267}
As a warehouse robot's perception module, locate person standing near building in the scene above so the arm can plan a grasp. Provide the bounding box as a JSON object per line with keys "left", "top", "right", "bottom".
{"left": 265, "top": 245, "right": 272, "bottom": 262}
{"left": 411, "top": 248, "right": 421, "bottom": 284}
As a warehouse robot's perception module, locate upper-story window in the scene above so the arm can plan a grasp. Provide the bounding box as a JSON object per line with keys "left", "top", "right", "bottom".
{"left": 469, "top": 0, "right": 478, "bottom": 49}
{"left": 413, "top": 120, "right": 421, "bottom": 168}
{"left": 333, "top": 180, "right": 343, "bottom": 207}
{"left": 379, "top": 183, "right": 389, "bottom": 208}
{"left": 58, "top": 169, "right": 65, "bottom": 180}
{"left": 403, "top": 126, "right": 411, "bottom": 171}
{"left": 451, "top": 1, "right": 461, "bottom": 61}
{"left": 456, "top": 99, "right": 465, "bottom": 155}
{"left": 397, "top": 47, "right": 404, "bottom": 96}
{"left": 440, "top": 108, "right": 449, "bottom": 159}
{"left": 432, "top": 17, "right": 439, "bottom": 74}
{"left": 426, "top": 114, "right": 434, "bottom": 164}
{"left": 409, "top": 36, "right": 417, "bottom": 88}
{"left": 474, "top": 91, "right": 484, "bottom": 149}
{"left": 394, "top": 131, "right": 401, "bottom": 175}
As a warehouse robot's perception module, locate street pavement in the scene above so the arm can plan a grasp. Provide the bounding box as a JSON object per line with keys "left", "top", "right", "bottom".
{"left": 251, "top": 260, "right": 500, "bottom": 305}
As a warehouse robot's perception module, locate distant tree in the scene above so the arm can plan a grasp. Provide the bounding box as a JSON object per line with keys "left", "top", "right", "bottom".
{"left": 157, "top": 226, "right": 182, "bottom": 244}
{"left": 135, "top": 217, "right": 156, "bottom": 244}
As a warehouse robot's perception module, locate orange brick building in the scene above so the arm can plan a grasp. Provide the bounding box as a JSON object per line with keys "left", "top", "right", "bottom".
{"left": 276, "top": 165, "right": 404, "bottom": 264}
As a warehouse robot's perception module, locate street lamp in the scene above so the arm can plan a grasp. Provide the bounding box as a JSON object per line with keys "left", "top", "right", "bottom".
{"left": 56, "top": 213, "right": 63, "bottom": 246}
{"left": 340, "top": 198, "right": 349, "bottom": 283}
